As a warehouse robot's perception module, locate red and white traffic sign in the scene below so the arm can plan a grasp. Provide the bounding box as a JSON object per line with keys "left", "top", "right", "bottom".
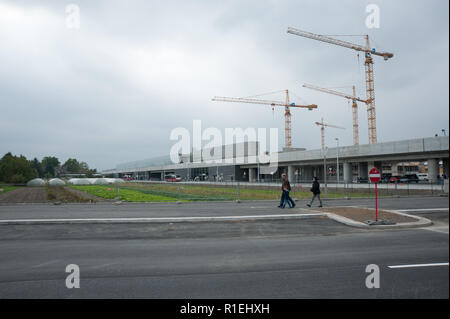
{"left": 369, "top": 167, "right": 381, "bottom": 221}
{"left": 369, "top": 167, "right": 381, "bottom": 183}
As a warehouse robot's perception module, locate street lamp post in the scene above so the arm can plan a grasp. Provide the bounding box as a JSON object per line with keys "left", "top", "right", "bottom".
{"left": 257, "top": 161, "right": 260, "bottom": 183}
{"left": 336, "top": 138, "right": 340, "bottom": 185}
{"left": 322, "top": 147, "right": 328, "bottom": 199}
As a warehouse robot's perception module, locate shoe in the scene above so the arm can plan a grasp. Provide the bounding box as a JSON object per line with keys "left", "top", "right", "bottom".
{"left": 292, "top": 204, "right": 296, "bottom": 208}
{"left": 306, "top": 204, "right": 311, "bottom": 207}
{"left": 319, "top": 205, "right": 323, "bottom": 208}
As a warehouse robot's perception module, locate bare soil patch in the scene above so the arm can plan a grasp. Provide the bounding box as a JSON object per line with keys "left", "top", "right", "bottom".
{"left": 47, "top": 186, "right": 107, "bottom": 203}
{"left": 0, "top": 187, "right": 47, "bottom": 203}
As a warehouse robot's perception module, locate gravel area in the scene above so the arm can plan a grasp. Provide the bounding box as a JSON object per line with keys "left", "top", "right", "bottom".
{"left": 319, "top": 207, "right": 418, "bottom": 223}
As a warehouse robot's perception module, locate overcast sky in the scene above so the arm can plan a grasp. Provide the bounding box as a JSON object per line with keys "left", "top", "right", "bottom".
{"left": 0, "top": 0, "right": 448, "bottom": 170}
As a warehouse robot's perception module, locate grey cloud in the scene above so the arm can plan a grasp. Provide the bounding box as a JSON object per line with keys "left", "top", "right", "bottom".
{"left": 0, "top": 0, "right": 448, "bottom": 170}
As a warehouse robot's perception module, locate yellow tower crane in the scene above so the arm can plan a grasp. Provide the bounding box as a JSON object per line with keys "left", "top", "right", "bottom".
{"left": 303, "top": 83, "right": 369, "bottom": 146}
{"left": 287, "top": 27, "right": 394, "bottom": 144}
{"left": 315, "top": 118, "right": 345, "bottom": 150}
{"left": 212, "top": 90, "right": 318, "bottom": 149}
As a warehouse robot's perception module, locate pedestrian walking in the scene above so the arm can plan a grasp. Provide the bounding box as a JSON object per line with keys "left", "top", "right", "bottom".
{"left": 307, "top": 176, "right": 323, "bottom": 208}
{"left": 278, "top": 173, "right": 296, "bottom": 209}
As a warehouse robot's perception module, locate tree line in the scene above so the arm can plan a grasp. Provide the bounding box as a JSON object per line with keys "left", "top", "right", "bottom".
{"left": 0, "top": 153, "right": 97, "bottom": 184}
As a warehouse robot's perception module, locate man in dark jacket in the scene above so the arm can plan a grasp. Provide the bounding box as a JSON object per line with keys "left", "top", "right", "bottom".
{"left": 307, "top": 177, "right": 323, "bottom": 207}
{"left": 278, "top": 173, "right": 296, "bottom": 208}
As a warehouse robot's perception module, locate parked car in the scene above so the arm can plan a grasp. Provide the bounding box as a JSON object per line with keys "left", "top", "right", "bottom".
{"left": 405, "top": 174, "right": 420, "bottom": 183}
{"left": 417, "top": 173, "right": 429, "bottom": 182}
{"left": 165, "top": 174, "right": 182, "bottom": 182}
{"left": 389, "top": 176, "right": 401, "bottom": 183}
{"left": 382, "top": 173, "right": 392, "bottom": 183}
{"left": 357, "top": 177, "right": 369, "bottom": 184}
{"left": 399, "top": 176, "right": 410, "bottom": 184}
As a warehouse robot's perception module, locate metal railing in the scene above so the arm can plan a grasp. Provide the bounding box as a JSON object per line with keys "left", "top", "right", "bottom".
{"left": 1, "top": 178, "right": 448, "bottom": 204}
{"left": 112, "top": 179, "right": 449, "bottom": 202}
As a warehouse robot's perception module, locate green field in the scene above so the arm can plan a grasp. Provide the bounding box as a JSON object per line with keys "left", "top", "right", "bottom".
{"left": 70, "top": 185, "right": 179, "bottom": 202}
{"left": 71, "top": 183, "right": 373, "bottom": 203}
{"left": 121, "top": 183, "right": 372, "bottom": 201}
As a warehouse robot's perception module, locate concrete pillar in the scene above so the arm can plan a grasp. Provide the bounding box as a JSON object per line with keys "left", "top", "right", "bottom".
{"left": 288, "top": 165, "right": 295, "bottom": 183}
{"left": 367, "top": 161, "right": 375, "bottom": 177}
{"left": 249, "top": 168, "right": 256, "bottom": 182}
{"left": 428, "top": 159, "right": 439, "bottom": 184}
{"left": 374, "top": 161, "right": 382, "bottom": 172}
{"left": 320, "top": 164, "right": 327, "bottom": 182}
{"left": 343, "top": 162, "right": 353, "bottom": 184}
{"left": 302, "top": 166, "right": 313, "bottom": 182}
{"left": 359, "top": 162, "right": 368, "bottom": 179}
{"left": 391, "top": 163, "right": 399, "bottom": 175}
{"left": 313, "top": 166, "right": 320, "bottom": 180}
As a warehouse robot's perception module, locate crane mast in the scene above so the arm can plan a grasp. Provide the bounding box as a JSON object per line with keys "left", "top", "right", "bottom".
{"left": 352, "top": 86, "right": 359, "bottom": 146}
{"left": 288, "top": 27, "right": 393, "bottom": 144}
{"left": 364, "top": 36, "right": 377, "bottom": 144}
{"left": 303, "top": 83, "right": 368, "bottom": 146}
{"left": 315, "top": 118, "right": 345, "bottom": 150}
{"left": 284, "top": 90, "right": 292, "bottom": 150}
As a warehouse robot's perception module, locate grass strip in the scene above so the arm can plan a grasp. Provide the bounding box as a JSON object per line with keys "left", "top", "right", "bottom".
{"left": 70, "top": 185, "right": 178, "bottom": 202}
{"left": 0, "top": 186, "right": 19, "bottom": 194}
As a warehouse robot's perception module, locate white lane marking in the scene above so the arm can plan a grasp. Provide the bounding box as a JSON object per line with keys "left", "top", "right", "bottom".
{"left": 396, "top": 208, "right": 449, "bottom": 212}
{"left": 31, "top": 260, "right": 60, "bottom": 268}
{"left": 388, "top": 263, "right": 449, "bottom": 269}
{"left": 89, "top": 262, "right": 118, "bottom": 270}
{"left": 422, "top": 226, "right": 449, "bottom": 234}
{"left": 0, "top": 213, "right": 324, "bottom": 224}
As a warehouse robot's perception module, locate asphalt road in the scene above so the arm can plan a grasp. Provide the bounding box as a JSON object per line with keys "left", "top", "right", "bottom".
{"left": 0, "top": 196, "right": 448, "bottom": 220}
{"left": 0, "top": 197, "right": 448, "bottom": 299}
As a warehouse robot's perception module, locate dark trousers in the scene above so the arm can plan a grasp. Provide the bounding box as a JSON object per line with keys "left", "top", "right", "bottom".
{"left": 309, "top": 193, "right": 323, "bottom": 206}
{"left": 280, "top": 190, "right": 295, "bottom": 208}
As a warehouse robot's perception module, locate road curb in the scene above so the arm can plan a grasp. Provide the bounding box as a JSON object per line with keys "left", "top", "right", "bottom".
{"left": 0, "top": 195, "right": 447, "bottom": 206}
{"left": 0, "top": 206, "right": 435, "bottom": 229}
{"left": 0, "top": 213, "right": 324, "bottom": 225}
{"left": 309, "top": 207, "right": 434, "bottom": 229}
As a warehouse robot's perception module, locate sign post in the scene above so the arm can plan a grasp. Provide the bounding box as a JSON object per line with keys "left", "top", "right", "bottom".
{"left": 369, "top": 167, "right": 381, "bottom": 221}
